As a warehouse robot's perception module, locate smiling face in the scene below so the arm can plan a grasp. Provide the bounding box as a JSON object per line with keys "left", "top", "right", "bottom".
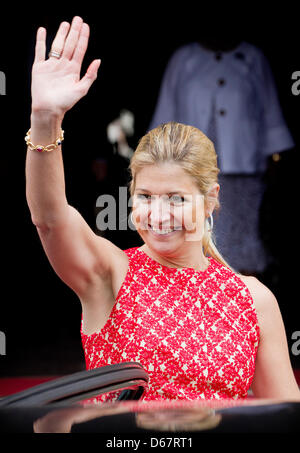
{"left": 131, "top": 162, "right": 210, "bottom": 265}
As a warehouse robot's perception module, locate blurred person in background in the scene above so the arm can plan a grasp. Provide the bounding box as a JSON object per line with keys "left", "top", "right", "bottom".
{"left": 149, "top": 35, "right": 294, "bottom": 277}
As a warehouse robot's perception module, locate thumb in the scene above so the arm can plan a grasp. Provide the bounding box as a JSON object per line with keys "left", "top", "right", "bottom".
{"left": 78, "top": 59, "right": 101, "bottom": 94}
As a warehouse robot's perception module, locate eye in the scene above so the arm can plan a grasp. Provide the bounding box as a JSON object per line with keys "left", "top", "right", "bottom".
{"left": 169, "top": 195, "right": 185, "bottom": 203}
{"left": 136, "top": 194, "right": 151, "bottom": 201}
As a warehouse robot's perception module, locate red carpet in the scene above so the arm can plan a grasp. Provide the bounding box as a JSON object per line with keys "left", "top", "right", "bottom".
{"left": 0, "top": 377, "right": 59, "bottom": 397}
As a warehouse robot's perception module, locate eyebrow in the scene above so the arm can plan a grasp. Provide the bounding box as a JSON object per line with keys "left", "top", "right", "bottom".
{"left": 135, "top": 188, "right": 189, "bottom": 195}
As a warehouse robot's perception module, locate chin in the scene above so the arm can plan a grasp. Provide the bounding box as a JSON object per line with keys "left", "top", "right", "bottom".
{"left": 142, "top": 230, "right": 184, "bottom": 254}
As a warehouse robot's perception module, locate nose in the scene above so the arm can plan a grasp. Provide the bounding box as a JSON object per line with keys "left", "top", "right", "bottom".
{"left": 149, "top": 196, "right": 173, "bottom": 228}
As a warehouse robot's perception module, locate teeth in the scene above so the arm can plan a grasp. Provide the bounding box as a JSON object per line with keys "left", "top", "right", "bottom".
{"left": 150, "top": 226, "right": 176, "bottom": 234}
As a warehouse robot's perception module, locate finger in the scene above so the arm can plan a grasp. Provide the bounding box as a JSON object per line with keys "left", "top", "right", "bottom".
{"left": 72, "top": 22, "right": 90, "bottom": 66}
{"left": 34, "top": 27, "right": 46, "bottom": 63}
{"left": 49, "top": 21, "right": 70, "bottom": 58}
{"left": 62, "top": 16, "right": 83, "bottom": 60}
{"left": 77, "top": 59, "right": 101, "bottom": 94}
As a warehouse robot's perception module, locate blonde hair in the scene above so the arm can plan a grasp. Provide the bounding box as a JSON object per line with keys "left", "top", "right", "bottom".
{"left": 128, "top": 122, "right": 235, "bottom": 271}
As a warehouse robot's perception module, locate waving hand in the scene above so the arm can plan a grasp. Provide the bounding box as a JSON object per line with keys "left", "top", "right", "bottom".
{"left": 31, "top": 16, "right": 101, "bottom": 117}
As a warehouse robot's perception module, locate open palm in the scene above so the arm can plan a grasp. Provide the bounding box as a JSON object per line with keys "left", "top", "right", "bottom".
{"left": 31, "top": 17, "right": 101, "bottom": 117}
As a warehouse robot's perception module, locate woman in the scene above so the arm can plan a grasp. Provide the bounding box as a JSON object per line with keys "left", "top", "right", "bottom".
{"left": 26, "top": 17, "right": 299, "bottom": 401}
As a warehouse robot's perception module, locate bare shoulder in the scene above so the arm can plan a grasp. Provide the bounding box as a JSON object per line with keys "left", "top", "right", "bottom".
{"left": 95, "top": 235, "right": 129, "bottom": 269}
{"left": 239, "top": 274, "right": 300, "bottom": 399}
{"left": 94, "top": 235, "right": 129, "bottom": 278}
{"left": 238, "top": 274, "right": 287, "bottom": 345}
{"left": 93, "top": 236, "right": 129, "bottom": 299}
{"left": 80, "top": 238, "right": 130, "bottom": 335}
{"left": 237, "top": 274, "right": 279, "bottom": 317}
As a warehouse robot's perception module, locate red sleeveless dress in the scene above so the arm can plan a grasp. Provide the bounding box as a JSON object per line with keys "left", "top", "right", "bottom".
{"left": 81, "top": 247, "right": 259, "bottom": 402}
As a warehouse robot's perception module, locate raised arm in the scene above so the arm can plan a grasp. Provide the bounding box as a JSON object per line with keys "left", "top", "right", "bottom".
{"left": 26, "top": 17, "right": 125, "bottom": 300}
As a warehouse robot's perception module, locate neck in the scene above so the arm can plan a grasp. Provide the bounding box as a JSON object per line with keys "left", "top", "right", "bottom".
{"left": 139, "top": 244, "right": 210, "bottom": 271}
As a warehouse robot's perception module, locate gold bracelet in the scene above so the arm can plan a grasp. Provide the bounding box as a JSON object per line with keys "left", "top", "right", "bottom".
{"left": 25, "top": 128, "right": 64, "bottom": 152}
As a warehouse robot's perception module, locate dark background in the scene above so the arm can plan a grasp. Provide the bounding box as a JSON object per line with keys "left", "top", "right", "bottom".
{"left": 0, "top": 6, "right": 299, "bottom": 377}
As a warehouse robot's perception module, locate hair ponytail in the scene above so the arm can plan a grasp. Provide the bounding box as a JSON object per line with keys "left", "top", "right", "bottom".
{"left": 202, "top": 221, "right": 237, "bottom": 273}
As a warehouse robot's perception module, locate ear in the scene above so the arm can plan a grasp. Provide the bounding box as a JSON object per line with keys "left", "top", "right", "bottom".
{"left": 205, "top": 183, "right": 220, "bottom": 215}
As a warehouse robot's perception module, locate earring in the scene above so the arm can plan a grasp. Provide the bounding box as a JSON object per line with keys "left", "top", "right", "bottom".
{"left": 206, "top": 213, "right": 213, "bottom": 232}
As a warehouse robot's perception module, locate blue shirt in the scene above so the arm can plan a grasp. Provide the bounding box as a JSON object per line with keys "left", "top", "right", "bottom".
{"left": 149, "top": 42, "right": 294, "bottom": 174}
